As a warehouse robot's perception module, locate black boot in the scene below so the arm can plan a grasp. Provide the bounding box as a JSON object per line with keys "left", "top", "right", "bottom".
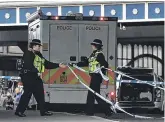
{"left": 104, "top": 109, "right": 113, "bottom": 118}
{"left": 41, "top": 111, "right": 53, "bottom": 116}
{"left": 15, "top": 112, "right": 26, "bottom": 117}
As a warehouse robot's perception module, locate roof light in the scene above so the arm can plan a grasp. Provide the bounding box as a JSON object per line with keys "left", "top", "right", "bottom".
{"left": 100, "top": 17, "right": 108, "bottom": 21}
{"left": 51, "top": 16, "right": 59, "bottom": 20}
{"left": 55, "top": 16, "right": 59, "bottom": 20}
{"left": 42, "top": 15, "right": 117, "bottom": 21}
{"left": 100, "top": 17, "right": 104, "bottom": 21}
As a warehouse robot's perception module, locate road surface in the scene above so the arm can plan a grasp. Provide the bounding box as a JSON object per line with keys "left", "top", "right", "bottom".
{"left": 0, "top": 110, "right": 163, "bottom": 122}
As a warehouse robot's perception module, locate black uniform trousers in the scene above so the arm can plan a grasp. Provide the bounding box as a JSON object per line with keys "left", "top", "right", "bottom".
{"left": 86, "top": 73, "right": 111, "bottom": 115}
{"left": 16, "top": 73, "right": 46, "bottom": 115}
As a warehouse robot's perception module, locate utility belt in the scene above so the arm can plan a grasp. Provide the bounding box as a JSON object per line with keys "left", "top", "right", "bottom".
{"left": 89, "top": 69, "right": 106, "bottom": 76}
{"left": 23, "top": 69, "right": 31, "bottom": 73}
{"left": 20, "top": 69, "right": 31, "bottom": 74}
{"left": 89, "top": 73, "right": 102, "bottom": 78}
{"left": 20, "top": 69, "right": 40, "bottom": 77}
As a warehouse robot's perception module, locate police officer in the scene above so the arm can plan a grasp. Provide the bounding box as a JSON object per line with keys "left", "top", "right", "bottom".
{"left": 74, "top": 39, "right": 112, "bottom": 117}
{"left": 15, "top": 39, "right": 66, "bottom": 117}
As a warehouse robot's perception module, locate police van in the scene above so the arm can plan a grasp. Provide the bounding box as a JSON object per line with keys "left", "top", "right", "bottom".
{"left": 115, "top": 66, "right": 164, "bottom": 112}
{"left": 27, "top": 10, "right": 117, "bottom": 105}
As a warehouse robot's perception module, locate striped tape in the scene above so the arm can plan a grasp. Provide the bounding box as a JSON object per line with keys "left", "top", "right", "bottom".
{"left": 68, "top": 65, "right": 164, "bottom": 119}
{"left": 0, "top": 76, "right": 21, "bottom": 80}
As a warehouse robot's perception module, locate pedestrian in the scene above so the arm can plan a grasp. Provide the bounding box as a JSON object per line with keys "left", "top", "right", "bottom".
{"left": 72, "top": 39, "right": 113, "bottom": 117}
{"left": 15, "top": 39, "right": 66, "bottom": 117}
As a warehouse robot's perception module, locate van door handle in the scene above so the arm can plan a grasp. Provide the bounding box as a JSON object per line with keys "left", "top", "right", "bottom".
{"left": 109, "top": 56, "right": 114, "bottom": 60}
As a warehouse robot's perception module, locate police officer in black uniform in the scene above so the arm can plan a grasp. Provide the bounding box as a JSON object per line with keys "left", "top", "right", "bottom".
{"left": 74, "top": 39, "right": 112, "bottom": 117}
{"left": 15, "top": 39, "right": 66, "bottom": 117}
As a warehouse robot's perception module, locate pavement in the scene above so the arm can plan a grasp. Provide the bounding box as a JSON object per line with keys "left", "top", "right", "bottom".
{"left": 0, "top": 110, "right": 164, "bottom": 122}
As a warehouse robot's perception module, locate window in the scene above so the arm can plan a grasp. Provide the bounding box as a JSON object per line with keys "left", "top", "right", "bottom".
{"left": 8, "top": 46, "right": 23, "bottom": 54}
{"left": 0, "top": 56, "right": 21, "bottom": 71}
{"left": 117, "top": 44, "right": 132, "bottom": 66}
{"left": 0, "top": 46, "right": 3, "bottom": 53}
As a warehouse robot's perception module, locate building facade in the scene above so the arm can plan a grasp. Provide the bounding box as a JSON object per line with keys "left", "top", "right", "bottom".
{"left": 0, "top": 1, "right": 163, "bottom": 25}
{"left": 0, "top": 0, "right": 164, "bottom": 77}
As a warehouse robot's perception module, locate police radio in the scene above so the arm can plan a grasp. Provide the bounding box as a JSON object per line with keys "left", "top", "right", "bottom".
{"left": 16, "top": 59, "right": 24, "bottom": 71}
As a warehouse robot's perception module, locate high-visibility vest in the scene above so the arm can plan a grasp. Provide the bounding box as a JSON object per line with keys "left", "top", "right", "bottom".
{"left": 33, "top": 55, "right": 45, "bottom": 73}
{"left": 88, "top": 51, "right": 102, "bottom": 73}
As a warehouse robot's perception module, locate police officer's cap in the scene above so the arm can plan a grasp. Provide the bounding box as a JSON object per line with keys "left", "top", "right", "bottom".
{"left": 91, "top": 39, "right": 103, "bottom": 46}
{"left": 30, "top": 39, "right": 42, "bottom": 46}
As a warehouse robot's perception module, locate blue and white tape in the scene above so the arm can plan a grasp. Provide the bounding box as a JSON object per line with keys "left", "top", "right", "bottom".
{"left": 103, "top": 68, "right": 165, "bottom": 91}
{"left": 68, "top": 65, "right": 156, "bottom": 119}
{"left": 73, "top": 64, "right": 109, "bottom": 81}
{"left": 0, "top": 76, "right": 21, "bottom": 80}
{"left": 117, "top": 80, "right": 165, "bottom": 85}
{"left": 72, "top": 65, "right": 164, "bottom": 90}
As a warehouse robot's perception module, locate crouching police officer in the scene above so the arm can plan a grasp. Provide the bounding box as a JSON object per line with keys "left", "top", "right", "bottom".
{"left": 15, "top": 39, "right": 66, "bottom": 117}
{"left": 72, "top": 39, "right": 113, "bottom": 117}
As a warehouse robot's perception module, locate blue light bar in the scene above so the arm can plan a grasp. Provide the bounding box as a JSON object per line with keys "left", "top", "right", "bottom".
{"left": 40, "top": 15, "right": 118, "bottom": 21}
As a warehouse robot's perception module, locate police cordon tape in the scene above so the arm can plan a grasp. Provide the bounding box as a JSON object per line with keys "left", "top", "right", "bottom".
{"left": 72, "top": 64, "right": 165, "bottom": 91}
{"left": 0, "top": 76, "right": 21, "bottom": 81}
{"left": 67, "top": 64, "right": 164, "bottom": 119}
{"left": 72, "top": 64, "right": 109, "bottom": 81}
{"left": 103, "top": 67, "right": 165, "bottom": 91}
